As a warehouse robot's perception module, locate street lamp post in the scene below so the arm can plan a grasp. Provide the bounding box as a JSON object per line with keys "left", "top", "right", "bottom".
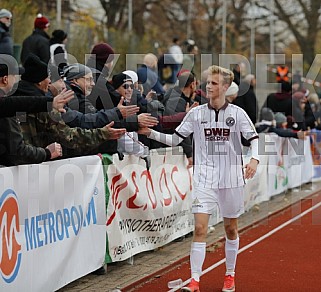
{"left": 128, "top": 0, "right": 133, "bottom": 32}
{"left": 222, "top": 0, "right": 227, "bottom": 54}
{"left": 56, "top": 0, "right": 62, "bottom": 27}
{"left": 187, "top": 0, "right": 194, "bottom": 38}
{"left": 269, "top": 0, "right": 275, "bottom": 64}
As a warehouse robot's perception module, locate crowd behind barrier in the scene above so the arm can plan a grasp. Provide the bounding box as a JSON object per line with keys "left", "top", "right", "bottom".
{"left": 0, "top": 132, "right": 318, "bottom": 291}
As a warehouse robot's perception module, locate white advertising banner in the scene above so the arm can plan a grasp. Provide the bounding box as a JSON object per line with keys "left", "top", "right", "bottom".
{"left": 286, "top": 138, "right": 313, "bottom": 188}
{"left": 106, "top": 147, "right": 194, "bottom": 262}
{"left": 267, "top": 134, "right": 312, "bottom": 197}
{"left": 0, "top": 156, "right": 106, "bottom": 292}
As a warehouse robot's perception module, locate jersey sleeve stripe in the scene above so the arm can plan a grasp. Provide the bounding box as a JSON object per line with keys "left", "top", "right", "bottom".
{"left": 174, "top": 130, "right": 186, "bottom": 139}
{"left": 248, "top": 135, "right": 259, "bottom": 142}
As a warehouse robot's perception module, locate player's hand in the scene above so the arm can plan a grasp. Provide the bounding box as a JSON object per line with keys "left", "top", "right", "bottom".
{"left": 137, "top": 127, "right": 152, "bottom": 136}
{"left": 138, "top": 113, "right": 158, "bottom": 128}
{"left": 244, "top": 158, "right": 259, "bottom": 179}
{"left": 187, "top": 157, "right": 193, "bottom": 168}
{"left": 117, "top": 96, "right": 139, "bottom": 118}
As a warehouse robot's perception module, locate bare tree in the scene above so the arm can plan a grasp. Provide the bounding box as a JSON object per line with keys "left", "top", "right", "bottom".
{"left": 255, "top": 0, "right": 321, "bottom": 65}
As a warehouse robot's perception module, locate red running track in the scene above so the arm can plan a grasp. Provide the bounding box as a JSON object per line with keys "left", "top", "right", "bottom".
{"left": 124, "top": 191, "right": 321, "bottom": 292}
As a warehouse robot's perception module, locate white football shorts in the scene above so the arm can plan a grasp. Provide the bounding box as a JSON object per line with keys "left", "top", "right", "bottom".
{"left": 191, "top": 186, "right": 244, "bottom": 218}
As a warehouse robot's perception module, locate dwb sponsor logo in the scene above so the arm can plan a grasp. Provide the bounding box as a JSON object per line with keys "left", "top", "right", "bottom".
{"left": 0, "top": 189, "right": 22, "bottom": 283}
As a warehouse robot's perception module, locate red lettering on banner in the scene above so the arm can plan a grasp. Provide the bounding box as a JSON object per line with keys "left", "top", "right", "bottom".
{"left": 126, "top": 171, "right": 144, "bottom": 209}
{"left": 141, "top": 170, "right": 157, "bottom": 210}
{"left": 159, "top": 168, "right": 173, "bottom": 206}
{"left": 171, "top": 166, "right": 187, "bottom": 200}
{"left": 107, "top": 174, "right": 128, "bottom": 226}
{"left": 107, "top": 162, "right": 192, "bottom": 224}
{"left": 188, "top": 166, "right": 193, "bottom": 191}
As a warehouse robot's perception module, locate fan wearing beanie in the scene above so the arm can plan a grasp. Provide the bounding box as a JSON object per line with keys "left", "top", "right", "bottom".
{"left": 85, "top": 42, "right": 121, "bottom": 110}
{"left": 20, "top": 13, "right": 50, "bottom": 65}
{"left": 63, "top": 63, "right": 98, "bottom": 114}
{"left": 87, "top": 42, "right": 115, "bottom": 75}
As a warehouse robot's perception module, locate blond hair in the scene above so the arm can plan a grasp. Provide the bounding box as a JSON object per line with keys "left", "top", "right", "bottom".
{"left": 207, "top": 65, "right": 234, "bottom": 85}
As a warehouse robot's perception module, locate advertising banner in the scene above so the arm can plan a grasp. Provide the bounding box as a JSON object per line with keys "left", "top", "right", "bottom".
{"left": 105, "top": 147, "right": 194, "bottom": 262}
{"left": 310, "top": 130, "right": 321, "bottom": 180}
{"left": 0, "top": 156, "right": 106, "bottom": 292}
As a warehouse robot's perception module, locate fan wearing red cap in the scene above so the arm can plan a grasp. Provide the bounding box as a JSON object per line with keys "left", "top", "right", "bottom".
{"left": 20, "top": 13, "right": 51, "bottom": 65}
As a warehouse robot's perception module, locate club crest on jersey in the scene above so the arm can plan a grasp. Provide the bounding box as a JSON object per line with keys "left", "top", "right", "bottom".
{"left": 226, "top": 117, "right": 235, "bottom": 127}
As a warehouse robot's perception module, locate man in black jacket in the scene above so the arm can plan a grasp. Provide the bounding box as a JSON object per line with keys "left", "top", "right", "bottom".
{"left": 20, "top": 14, "right": 50, "bottom": 65}
{"left": 233, "top": 74, "right": 258, "bottom": 124}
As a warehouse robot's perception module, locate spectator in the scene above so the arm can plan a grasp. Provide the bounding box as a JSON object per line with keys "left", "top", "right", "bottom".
{"left": 262, "top": 81, "right": 292, "bottom": 116}
{"left": 302, "top": 90, "right": 316, "bottom": 130}
{"left": 158, "top": 37, "right": 183, "bottom": 90}
{"left": 182, "top": 39, "right": 198, "bottom": 73}
{"left": 168, "top": 36, "right": 183, "bottom": 78}
{"left": 225, "top": 82, "right": 239, "bottom": 103}
{"left": 162, "top": 71, "right": 198, "bottom": 167}
{"left": 64, "top": 63, "right": 96, "bottom": 113}
{"left": 163, "top": 71, "right": 197, "bottom": 115}
{"left": 233, "top": 74, "right": 258, "bottom": 124}
{"left": 232, "top": 63, "right": 245, "bottom": 85}
{"left": 194, "top": 68, "right": 209, "bottom": 105}
{"left": 137, "top": 53, "right": 165, "bottom": 96}
{"left": 274, "top": 112, "right": 288, "bottom": 129}
{"left": 123, "top": 69, "right": 148, "bottom": 113}
{"left": 20, "top": 14, "right": 50, "bottom": 65}
{"left": 49, "top": 29, "right": 68, "bottom": 72}
{"left": 86, "top": 42, "right": 123, "bottom": 109}
{"left": 292, "top": 91, "right": 307, "bottom": 130}
{"left": 112, "top": 72, "right": 150, "bottom": 163}
{"left": 307, "top": 93, "right": 321, "bottom": 128}
{"left": 0, "top": 8, "right": 13, "bottom": 55}
{"left": 292, "top": 70, "right": 302, "bottom": 89}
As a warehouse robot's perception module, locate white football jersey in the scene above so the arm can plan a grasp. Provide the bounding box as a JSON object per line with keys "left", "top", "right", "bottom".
{"left": 175, "top": 102, "right": 258, "bottom": 189}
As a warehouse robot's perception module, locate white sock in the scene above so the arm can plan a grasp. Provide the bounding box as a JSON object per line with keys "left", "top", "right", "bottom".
{"left": 190, "top": 242, "right": 206, "bottom": 282}
{"left": 225, "top": 237, "right": 239, "bottom": 276}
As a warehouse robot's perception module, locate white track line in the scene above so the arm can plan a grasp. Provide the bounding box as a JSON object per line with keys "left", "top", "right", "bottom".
{"left": 168, "top": 200, "right": 321, "bottom": 292}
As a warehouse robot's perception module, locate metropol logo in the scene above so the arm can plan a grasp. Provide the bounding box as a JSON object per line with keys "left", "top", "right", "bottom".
{"left": 0, "top": 189, "right": 22, "bottom": 283}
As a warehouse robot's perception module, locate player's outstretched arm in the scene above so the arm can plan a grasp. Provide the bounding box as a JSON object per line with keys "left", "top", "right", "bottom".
{"left": 138, "top": 128, "right": 183, "bottom": 147}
